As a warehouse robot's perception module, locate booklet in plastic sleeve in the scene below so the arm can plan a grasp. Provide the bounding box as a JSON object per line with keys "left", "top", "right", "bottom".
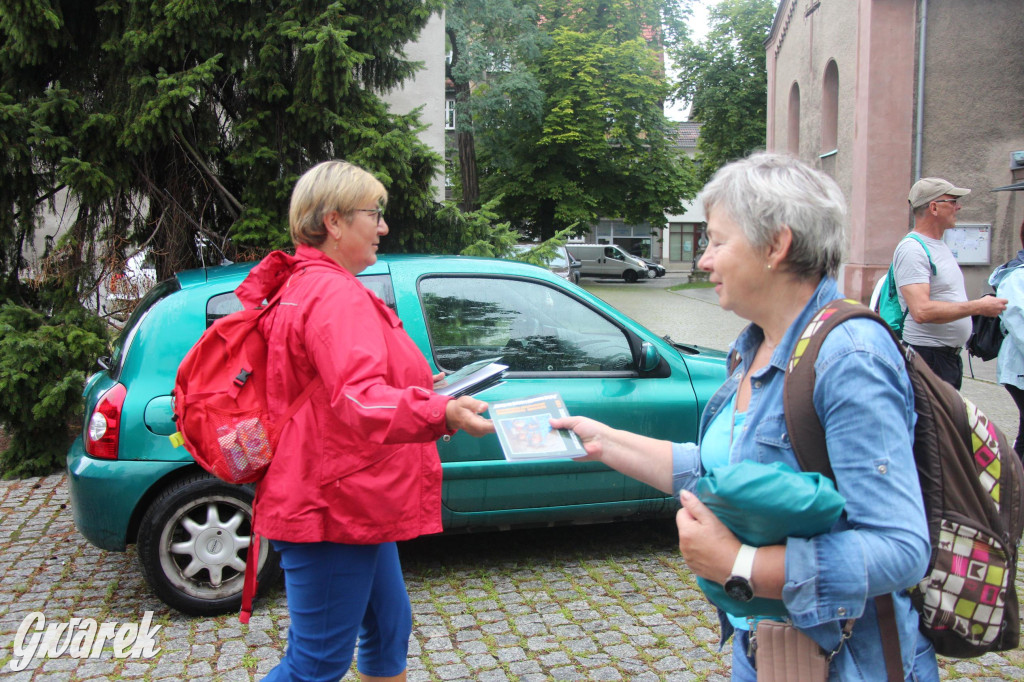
{"left": 488, "top": 392, "right": 587, "bottom": 461}
{"left": 436, "top": 357, "right": 508, "bottom": 398}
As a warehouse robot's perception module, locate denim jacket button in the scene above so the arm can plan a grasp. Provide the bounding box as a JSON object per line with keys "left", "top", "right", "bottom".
{"left": 877, "top": 464, "right": 888, "bottom": 474}
{"left": 837, "top": 607, "right": 847, "bottom": 617}
{"left": 753, "top": 381, "right": 762, "bottom": 389}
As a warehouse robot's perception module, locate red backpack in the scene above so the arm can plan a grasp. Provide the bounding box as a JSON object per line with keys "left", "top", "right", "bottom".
{"left": 171, "top": 275, "right": 319, "bottom": 622}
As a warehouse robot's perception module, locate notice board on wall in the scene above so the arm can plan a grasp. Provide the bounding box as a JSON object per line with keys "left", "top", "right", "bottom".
{"left": 943, "top": 224, "right": 991, "bottom": 265}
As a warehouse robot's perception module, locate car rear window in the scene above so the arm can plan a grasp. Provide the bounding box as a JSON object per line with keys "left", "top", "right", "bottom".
{"left": 109, "top": 279, "right": 181, "bottom": 373}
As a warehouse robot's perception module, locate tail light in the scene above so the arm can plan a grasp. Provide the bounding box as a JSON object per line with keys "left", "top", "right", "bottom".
{"left": 85, "top": 383, "right": 127, "bottom": 460}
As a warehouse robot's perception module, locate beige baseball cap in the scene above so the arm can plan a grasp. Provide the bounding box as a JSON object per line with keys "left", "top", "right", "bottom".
{"left": 908, "top": 177, "right": 970, "bottom": 209}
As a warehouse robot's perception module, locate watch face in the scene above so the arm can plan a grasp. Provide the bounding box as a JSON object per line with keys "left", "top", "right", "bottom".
{"left": 724, "top": 577, "right": 754, "bottom": 602}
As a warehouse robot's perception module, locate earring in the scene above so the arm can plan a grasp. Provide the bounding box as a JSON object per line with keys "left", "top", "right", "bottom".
{"left": 766, "top": 264, "right": 773, "bottom": 270}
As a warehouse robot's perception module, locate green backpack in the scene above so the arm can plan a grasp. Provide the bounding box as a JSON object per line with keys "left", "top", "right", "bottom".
{"left": 877, "top": 233, "right": 935, "bottom": 338}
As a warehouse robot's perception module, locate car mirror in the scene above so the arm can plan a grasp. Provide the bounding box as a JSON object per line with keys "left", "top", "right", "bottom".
{"left": 638, "top": 342, "right": 660, "bottom": 372}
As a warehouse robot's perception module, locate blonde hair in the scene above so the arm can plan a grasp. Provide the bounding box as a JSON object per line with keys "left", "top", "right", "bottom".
{"left": 289, "top": 161, "right": 388, "bottom": 246}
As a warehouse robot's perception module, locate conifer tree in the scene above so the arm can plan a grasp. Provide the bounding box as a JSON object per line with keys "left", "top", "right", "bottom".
{"left": 0, "top": 0, "right": 446, "bottom": 305}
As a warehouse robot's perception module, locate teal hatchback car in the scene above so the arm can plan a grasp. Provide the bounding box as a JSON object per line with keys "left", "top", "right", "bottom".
{"left": 68, "top": 255, "right": 726, "bottom": 615}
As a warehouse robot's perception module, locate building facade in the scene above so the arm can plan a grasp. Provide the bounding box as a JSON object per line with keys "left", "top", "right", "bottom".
{"left": 766, "top": 0, "right": 1024, "bottom": 301}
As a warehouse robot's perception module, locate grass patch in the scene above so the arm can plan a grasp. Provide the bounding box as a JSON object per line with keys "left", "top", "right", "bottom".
{"left": 667, "top": 280, "right": 715, "bottom": 291}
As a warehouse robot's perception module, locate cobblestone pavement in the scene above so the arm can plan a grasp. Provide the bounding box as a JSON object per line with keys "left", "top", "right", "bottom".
{"left": 2, "top": 278, "right": 1023, "bottom": 681}
{"left": 2, "top": 474, "right": 1024, "bottom": 680}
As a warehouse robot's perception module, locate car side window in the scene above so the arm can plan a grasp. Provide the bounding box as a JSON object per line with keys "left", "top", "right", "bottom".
{"left": 419, "top": 276, "right": 633, "bottom": 372}
{"left": 358, "top": 274, "right": 397, "bottom": 310}
{"left": 207, "top": 293, "right": 243, "bottom": 327}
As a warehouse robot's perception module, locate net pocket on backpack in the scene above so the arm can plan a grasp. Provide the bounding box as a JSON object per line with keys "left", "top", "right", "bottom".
{"left": 915, "top": 519, "right": 1010, "bottom": 650}
{"left": 208, "top": 407, "right": 274, "bottom": 483}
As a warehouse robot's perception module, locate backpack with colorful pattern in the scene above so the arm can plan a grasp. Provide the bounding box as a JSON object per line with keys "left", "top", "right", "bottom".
{"left": 783, "top": 299, "right": 1024, "bottom": 665}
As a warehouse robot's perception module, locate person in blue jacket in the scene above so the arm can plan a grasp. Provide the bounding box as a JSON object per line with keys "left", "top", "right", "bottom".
{"left": 553, "top": 152, "right": 937, "bottom": 681}
{"left": 989, "top": 217, "right": 1024, "bottom": 460}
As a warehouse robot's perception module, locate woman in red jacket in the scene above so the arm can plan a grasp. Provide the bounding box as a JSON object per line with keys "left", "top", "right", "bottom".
{"left": 242, "top": 161, "right": 494, "bottom": 682}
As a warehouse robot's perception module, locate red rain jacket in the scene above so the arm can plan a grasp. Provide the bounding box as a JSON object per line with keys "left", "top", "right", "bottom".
{"left": 238, "top": 246, "right": 451, "bottom": 544}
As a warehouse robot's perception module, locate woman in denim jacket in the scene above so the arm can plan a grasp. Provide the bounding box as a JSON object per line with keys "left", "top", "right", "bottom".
{"left": 553, "top": 153, "right": 938, "bottom": 681}
{"left": 989, "top": 218, "right": 1024, "bottom": 460}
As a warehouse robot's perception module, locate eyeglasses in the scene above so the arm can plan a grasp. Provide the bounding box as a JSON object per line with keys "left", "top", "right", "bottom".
{"left": 355, "top": 207, "right": 385, "bottom": 225}
{"left": 932, "top": 198, "right": 961, "bottom": 207}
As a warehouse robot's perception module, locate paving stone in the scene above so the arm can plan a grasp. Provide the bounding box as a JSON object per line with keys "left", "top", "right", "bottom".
{"left": 463, "top": 652, "right": 498, "bottom": 669}
{"left": 428, "top": 650, "right": 460, "bottom": 665}
{"left": 496, "top": 646, "right": 527, "bottom": 663}
{"left": 457, "top": 638, "right": 488, "bottom": 653}
{"left": 433, "top": 662, "right": 471, "bottom": 680}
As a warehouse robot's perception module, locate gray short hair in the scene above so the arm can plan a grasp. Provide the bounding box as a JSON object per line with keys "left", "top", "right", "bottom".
{"left": 701, "top": 152, "right": 847, "bottom": 280}
{"left": 289, "top": 160, "right": 387, "bottom": 247}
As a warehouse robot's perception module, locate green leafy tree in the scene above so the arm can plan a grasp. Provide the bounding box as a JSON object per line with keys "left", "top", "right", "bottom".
{"left": 445, "top": 0, "right": 546, "bottom": 211}
{"left": 469, "top": 0, "right": 697, "bottom": 240}
{"left": 672, "top": 0, "right": 777, "bottom": 182}
{"left": 1, "top": 0, "right": 449, "bottom": 308}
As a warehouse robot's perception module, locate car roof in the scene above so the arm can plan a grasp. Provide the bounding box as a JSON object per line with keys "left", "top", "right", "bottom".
{"left": 172, "top": 253, "right": 552, "bottom": 291}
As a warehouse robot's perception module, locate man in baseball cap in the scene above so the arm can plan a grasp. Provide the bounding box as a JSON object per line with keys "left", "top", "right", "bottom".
{"left": 890, "top": 176, "right": 1004, "bottom": 388}
{"left": 907, "top": 177, "right": 971, "bottom": 209}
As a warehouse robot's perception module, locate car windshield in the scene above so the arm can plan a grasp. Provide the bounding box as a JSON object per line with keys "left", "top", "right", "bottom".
{"left": 109, "top": 279, "right": 180, "bottom": 374}
{"left": 547, "top": 250, "right": 568, "bottom": 268}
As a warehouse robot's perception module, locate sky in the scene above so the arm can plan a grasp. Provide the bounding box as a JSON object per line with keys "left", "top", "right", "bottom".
{"left": 665, "top": 0, "right": 710, "bottom": 121}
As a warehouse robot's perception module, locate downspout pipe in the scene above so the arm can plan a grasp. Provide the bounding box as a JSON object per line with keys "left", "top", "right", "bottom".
{"left": 914, "top": 0, "right": 928, "bottom": 181}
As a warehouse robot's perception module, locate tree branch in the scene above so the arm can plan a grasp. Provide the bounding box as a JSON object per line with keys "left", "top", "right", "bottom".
{"left": 174, "top": 134, "right": 243, "bottom": 218}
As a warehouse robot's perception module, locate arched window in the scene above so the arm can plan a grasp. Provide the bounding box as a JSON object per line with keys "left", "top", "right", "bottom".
{"left": 788, "top": 82, "right": 801, "bottom": 155}
{"left": 821, "top": 61, "right": 839, "bottom": 154}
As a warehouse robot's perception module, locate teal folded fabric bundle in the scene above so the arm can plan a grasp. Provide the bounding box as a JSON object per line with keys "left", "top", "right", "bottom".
{"left": 694, "top": 460, "right": 846, "bottom": 618}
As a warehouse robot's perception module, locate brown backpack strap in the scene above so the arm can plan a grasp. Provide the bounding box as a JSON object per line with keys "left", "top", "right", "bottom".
{"left": 784, "top": 298, "right": 906, "bottom": 682}
{"left": 784, "top": 299, "right": 873, "bottom": 480}
{"left": 876, "top": 593, "right": 906, "bottom": 682}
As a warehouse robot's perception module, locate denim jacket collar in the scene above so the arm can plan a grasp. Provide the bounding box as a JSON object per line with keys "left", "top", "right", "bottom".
{"left": 701, "top": 277, "right": 841, "bottom": 439}
{"left": 730, "top": 276, "right": 841, "bottom": 375}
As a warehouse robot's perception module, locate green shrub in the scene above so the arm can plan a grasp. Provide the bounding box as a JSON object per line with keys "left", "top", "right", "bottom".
{"left": 0, "top": 304, "right": 109, "bottom": 478}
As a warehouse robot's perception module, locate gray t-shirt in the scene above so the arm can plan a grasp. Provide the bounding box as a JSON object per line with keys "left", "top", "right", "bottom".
{"left": 893, "top": 233, "right": 971, "bottom": 348}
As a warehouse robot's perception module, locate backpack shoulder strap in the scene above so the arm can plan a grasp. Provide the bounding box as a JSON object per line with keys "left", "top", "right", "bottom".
{"left": 904, "top": 233, "right": 937, "bottom": 276}
{"left": 783, "top": 298, "right": 900, "bottom": 480}
{"left": 784, "top": 299, "right": 908, "bottom": 682}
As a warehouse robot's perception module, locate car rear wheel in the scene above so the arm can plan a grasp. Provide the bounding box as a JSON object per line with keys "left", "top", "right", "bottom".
{"left": 137, "top": 473, "right": 281, "bottom": 616}
{"left": 623, "top": 270, "right": 638, "bottom": 283}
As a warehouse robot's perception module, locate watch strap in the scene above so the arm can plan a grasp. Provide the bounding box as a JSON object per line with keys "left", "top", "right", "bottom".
{"left": 730, "top": 544, "right": 757, "bottom": 580}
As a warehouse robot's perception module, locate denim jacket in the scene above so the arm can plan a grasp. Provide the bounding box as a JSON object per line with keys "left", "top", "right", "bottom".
{"left": 989, "top": 252, "right": 1024, "bottom": 391}
{"left": 672, "top": 277, "right": 937, "bottom": 681}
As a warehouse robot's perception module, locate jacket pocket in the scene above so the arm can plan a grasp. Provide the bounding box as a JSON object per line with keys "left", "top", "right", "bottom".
{"left": 752, "top": 414, "right": 796, "bottom": 465}
{"left": 319, "top": 442, "right": 393, "bottom": 486}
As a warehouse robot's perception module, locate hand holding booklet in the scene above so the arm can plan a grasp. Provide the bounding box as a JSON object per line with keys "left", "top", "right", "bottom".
{"left": 488, "top": 392, "right": 587, "bottom": 461}
{"left": 435, "top": 357, "right": 507, "bottom": 398}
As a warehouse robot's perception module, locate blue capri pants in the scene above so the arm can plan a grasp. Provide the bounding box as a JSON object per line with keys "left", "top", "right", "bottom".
{"left": 262, "top": 540, "right": 411, "bottom": 681}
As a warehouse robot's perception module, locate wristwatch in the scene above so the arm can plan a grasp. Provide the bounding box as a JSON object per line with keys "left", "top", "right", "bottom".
{"left": 724, "top": 544, "right": 757, "bottom": 602}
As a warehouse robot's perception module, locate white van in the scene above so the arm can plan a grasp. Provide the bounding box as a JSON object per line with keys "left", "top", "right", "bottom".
{"left": 567, "top": 244, "right": 649, "bottom": 282}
